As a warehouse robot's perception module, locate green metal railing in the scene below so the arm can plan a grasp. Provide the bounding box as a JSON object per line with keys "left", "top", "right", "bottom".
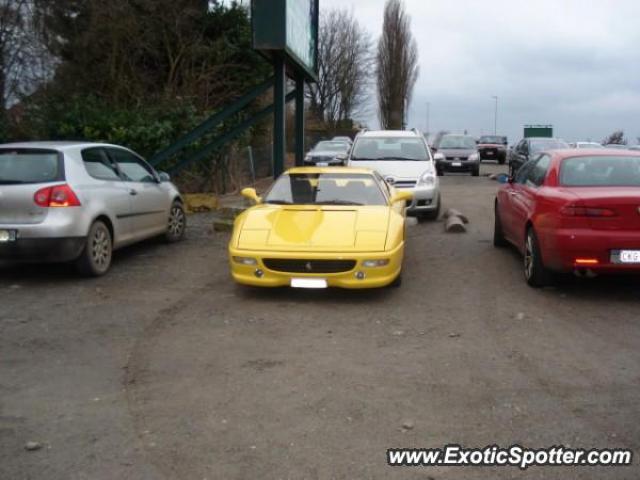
{"left": 148, "top": 76, "right": 295, "bottom": 175}
{"left": 165, "top": 90, "right": 296, "bottom": 175}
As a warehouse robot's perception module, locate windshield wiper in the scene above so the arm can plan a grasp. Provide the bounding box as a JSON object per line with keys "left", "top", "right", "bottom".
{"left": 319, "top": 200, "right": 364, "bottom": 206}
{"left": 265, "top": 200, "right": 293, "bottom": 205}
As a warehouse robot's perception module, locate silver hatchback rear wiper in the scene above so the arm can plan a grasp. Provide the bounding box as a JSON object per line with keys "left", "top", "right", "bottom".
{"left": 0, "top": 179, "right": 26, "bottom": 185}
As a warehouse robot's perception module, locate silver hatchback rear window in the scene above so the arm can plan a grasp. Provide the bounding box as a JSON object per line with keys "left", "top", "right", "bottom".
{"left": 0, "top": 149, "right": 62, "bottom": 185}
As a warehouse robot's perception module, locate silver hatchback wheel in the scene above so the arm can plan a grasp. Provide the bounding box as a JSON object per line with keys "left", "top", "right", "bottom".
{"left": 166, "top": 203, "right": 186, "bottom": 242}
{"left": 91, "top": 225, "right": 112, "bottom": 272}
{"left": 75, "top": 220, "right": 112, "bottom": 276}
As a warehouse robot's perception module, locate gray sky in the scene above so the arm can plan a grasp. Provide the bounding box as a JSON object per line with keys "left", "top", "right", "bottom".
{"left": 320, "top": 0, "right": 640, "bottom": 144}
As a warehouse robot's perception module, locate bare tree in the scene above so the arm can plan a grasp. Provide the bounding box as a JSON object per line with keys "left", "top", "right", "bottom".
{"left": 0, "top": 1, "right": 54, "bottom": 113}
{"left": 0, "top": 0, "right": 28, "bottom": 111}
{"left": 376, "top": 0, "right": 419, "bottom": 130}
{"left": 602, "top": 130, "right": 627, "bottom": 145}
{"left": 307, "top": 8, "right": 373, "bottom": 127}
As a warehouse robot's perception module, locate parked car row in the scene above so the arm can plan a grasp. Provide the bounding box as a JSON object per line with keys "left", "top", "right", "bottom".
{"left": 5, "top": 136, "right": 640, "bottom": 290}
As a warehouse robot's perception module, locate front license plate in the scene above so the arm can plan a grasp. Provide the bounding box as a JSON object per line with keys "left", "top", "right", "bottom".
{"left": 0, "top": 230, "right": 17, "bottom": 243}
{"left": 452, "top": 162, "right": 462, "bottom": 167}
{"left": 487, "top": 151, "right": 494, "bottom": 155}
{"left": 317, "top": 162, "right": 329, "bottom": 167}
{"left": 291, "top": 278, "right": 328, "bottom": 289}
{"left": 618, "top": 250, "right": 640, "bottom": 264}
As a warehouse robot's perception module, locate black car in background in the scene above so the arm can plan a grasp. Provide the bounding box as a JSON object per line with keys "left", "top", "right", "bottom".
{"left": 508, "top": 137, "right": 569, "bottom": 175}
{"left": 477, "top": 135, "right": 508, "bottom": 164}
{"left": 304, "top": 140, "right": 351, "bottom": 166}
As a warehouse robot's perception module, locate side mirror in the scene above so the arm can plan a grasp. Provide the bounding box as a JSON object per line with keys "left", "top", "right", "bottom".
{"left": 158, "top": 171, "right": 171, "bottom": 182}
{"left": 430, "top": 147, "right": 437, "bottom": 153}
{"left": 391, "top": 190, "right": 413, "bottom": 205}
{"left": 241, "top": 188, "right": 262, "bottom": 204}
{"left": 335, "top": 153, "right": 348, "bottom": 165}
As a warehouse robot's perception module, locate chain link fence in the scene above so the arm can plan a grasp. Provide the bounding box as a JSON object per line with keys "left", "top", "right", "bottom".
{"left": 172, "top": 142, "right": 274, "bottom": 194}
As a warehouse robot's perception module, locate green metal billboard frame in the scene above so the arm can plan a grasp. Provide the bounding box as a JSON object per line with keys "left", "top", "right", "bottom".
{"left": 253, "top": 0, "right": 319, "bottom": 177}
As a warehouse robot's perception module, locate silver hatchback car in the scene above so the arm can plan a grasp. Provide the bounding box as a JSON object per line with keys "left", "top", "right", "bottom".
{"left": 0, "top": 142, "right": 185, "bottom": 276}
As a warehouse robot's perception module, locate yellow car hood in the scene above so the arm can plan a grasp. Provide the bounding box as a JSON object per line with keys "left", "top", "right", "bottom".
{"left": 237, "top": 206, "right": 390, "bottom": 252}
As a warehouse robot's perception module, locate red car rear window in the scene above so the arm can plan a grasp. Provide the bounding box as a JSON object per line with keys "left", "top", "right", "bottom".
{"left": 560, "top": 156, "right": 640, "bottom": 186}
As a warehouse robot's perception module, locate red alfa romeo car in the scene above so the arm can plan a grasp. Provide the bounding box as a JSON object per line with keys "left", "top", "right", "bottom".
{"left": 494, "top": 149, "right": 640, "bottom": 287}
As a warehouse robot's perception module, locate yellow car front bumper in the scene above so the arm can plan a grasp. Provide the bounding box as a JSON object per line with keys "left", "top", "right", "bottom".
{"left": 229, "top": 243, "right": 404, "bottom": 289}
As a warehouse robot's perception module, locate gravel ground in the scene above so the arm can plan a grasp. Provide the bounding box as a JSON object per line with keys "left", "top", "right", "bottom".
{"left": 1, "top": 162, "right": 639, "bottom": 480}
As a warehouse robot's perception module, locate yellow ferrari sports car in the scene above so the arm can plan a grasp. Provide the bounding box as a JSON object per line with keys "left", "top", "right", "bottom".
{"left": 228, "top": 167, "right": 413, "bottom": 289}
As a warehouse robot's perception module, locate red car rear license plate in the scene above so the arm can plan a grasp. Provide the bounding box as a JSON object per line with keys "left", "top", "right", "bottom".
{"left": 618, "top": 250, "right": 640, "bottom": 264}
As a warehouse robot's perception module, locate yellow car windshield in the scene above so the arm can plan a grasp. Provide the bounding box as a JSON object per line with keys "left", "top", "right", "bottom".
{"left": 264, "top": 173, "right": 387, "bottom": 206}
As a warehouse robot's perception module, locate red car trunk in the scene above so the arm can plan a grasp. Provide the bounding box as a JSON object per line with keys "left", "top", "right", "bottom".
{"left": 570, "top": 188, "right": 640, "bottom": 231}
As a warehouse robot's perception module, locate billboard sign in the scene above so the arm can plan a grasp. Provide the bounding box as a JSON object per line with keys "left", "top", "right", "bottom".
{"left": 286, "top": 0, "right": 317, "bottom": 74}
{"left": 252, "top": 0, "right": 319, "bottom": 80}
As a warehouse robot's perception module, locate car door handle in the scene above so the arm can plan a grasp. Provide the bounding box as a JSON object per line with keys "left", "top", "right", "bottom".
{"left": 129, "top": 189, "right": 138, "bottom": 196}
{"left": 509, "top": 191, "right": 519, "bottom": 196}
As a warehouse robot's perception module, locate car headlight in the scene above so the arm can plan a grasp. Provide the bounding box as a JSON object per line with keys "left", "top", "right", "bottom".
{"left": 304, "top": 155, "right": 312, "bottom": 162}
{"left": 468, "top": 153, "right": 480, "bottom": 161}
{"left": 434, "top": 153, "right": 445, "bottom": 161}
{"left": 233, "top": 256, "right": 258, "bottom": 266}
{"left": 417, "top": 170, "right": 436, "bottom": 186}
{"left": 362, "top": 259, "right": 390, "bottom": 268}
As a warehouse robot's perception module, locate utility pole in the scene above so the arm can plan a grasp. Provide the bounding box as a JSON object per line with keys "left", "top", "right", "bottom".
{"left": 492, "top": 96, "right": 498, "bottom": 135}
{"left": 426, "top": 102, "right": 430, "bottom": 136}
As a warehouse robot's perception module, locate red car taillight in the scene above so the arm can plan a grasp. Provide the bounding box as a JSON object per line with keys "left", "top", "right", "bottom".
{"left": 34, "top": 184, "right": 82, "bottom": 208}
{"left": 560, "top": 205, "right": 616, "bottom": 217}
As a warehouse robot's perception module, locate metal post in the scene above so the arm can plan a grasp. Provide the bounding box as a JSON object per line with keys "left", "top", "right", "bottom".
{"left": 273, "top": 56, "right": 286, "bottom": 178}
{"left": 492, "top": 96, "right": 498, "bottom": 135}
{"left": 426, "top": 102, "right": 430, "bottom": 136}
{"left": 295, "top": 74, "right": 305, "bottom": 167}
{"left": 247, "top": 146, "right": 256, "bottom": 186}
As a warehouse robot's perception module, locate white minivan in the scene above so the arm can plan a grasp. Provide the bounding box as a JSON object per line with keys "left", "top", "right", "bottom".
{"left": 346, "top": 129, "right": 441, "bottom": 220}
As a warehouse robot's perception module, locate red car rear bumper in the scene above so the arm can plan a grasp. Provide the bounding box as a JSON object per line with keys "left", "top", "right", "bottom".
{"left": 541, "top": 228, "right": 640, "bottom": 273}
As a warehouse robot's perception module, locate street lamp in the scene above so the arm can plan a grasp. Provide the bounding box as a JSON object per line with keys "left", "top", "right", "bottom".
{"left": 492, "top": 96, "right": 498, "bottom": 135}
{"left": 426, "top": 102, "right": 430, "bottom": 136}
